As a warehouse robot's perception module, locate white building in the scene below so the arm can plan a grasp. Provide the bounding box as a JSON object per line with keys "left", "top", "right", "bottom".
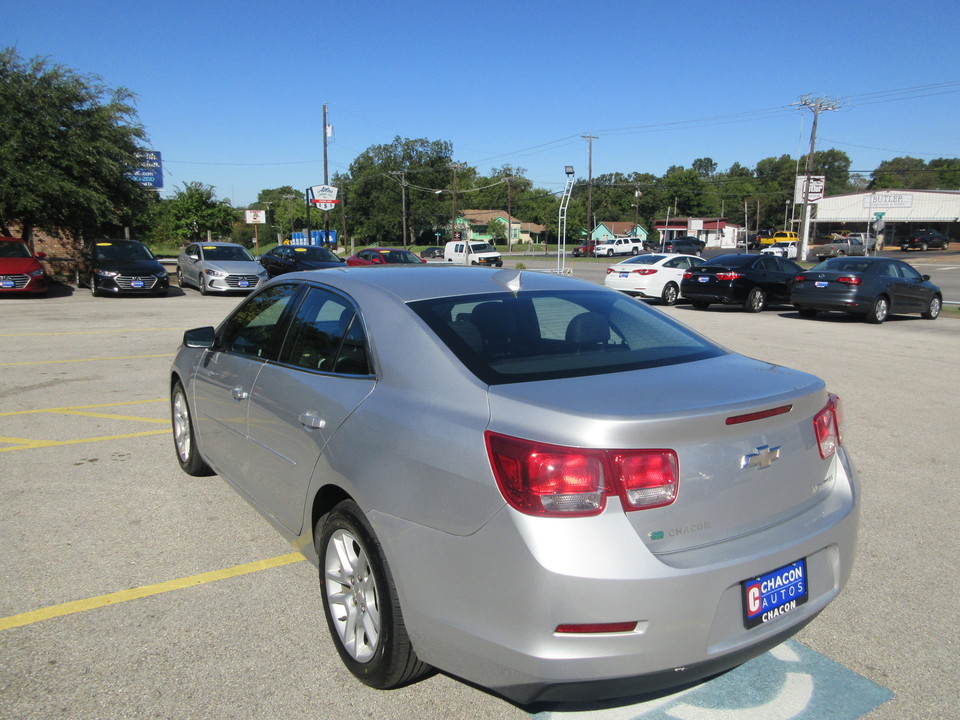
{"left": 813, "top": 190, "right": 960, "bottom": 240}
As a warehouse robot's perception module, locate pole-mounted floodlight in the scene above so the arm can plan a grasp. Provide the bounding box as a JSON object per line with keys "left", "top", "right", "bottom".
{"left": 565, "top": 165, "right": 575, "bottom": 176}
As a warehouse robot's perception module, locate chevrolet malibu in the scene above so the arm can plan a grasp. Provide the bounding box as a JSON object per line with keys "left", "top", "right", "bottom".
{"left": 170, "top": 267, "right": 858, "bottom": 704}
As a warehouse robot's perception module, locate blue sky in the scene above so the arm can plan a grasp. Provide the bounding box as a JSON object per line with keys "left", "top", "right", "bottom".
{"left": 4, "top": 0, "right": 959, "bottom": 206}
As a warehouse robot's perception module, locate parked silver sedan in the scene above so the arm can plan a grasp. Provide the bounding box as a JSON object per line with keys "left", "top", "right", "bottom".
{"left": 169, "top": 266, "right": 859, "bottom": 705}
{"left": 176, "top": 241, "right": 268, "bottom": 294}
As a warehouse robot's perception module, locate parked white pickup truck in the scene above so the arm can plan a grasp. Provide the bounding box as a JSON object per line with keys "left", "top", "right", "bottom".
{"left": 592, "top": 237, "right": 648, "bottom": 257}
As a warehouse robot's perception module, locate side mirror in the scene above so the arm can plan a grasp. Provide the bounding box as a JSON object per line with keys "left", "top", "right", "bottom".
{"left": 922, "top": 274, "right": 931, "bottom": 282}
{"left": 183, "top": 326, "right": 215, "bottom": 348}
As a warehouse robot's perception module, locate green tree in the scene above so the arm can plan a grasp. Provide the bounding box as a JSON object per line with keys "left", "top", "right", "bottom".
{"left": 0, "top": 47, "right": 152, "bottom": 249}
{"left": 871, "top": 157, "right": 936, "bottom": 189}
{"left": 165, "top": 182, "right": 237, "bottom": 243}
{"left": 335, "top": 137, "right": 454, "bottom": 246}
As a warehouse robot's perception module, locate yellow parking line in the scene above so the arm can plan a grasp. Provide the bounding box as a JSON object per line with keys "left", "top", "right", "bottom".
{"left": 0, "top": 353, "right": 175, "bottom": 367}
{"left": 0, "top": 328, "right": 185, "bottom": 338}
{"left": 57, "top": 410, "right": 168, "bottom": 424}
{"left": 0, "top": 399, "right": 166, "bottom": 417}
{"left": 0, "top": 429, "right": 170, "bottom": 453}
{"left": 0, "top": 553, "right": 306, "bottom": 631}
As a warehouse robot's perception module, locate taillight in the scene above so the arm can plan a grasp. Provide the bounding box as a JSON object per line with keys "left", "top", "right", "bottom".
{"left": 715, "top": 272, "right": 744, "bottom": 281}
{"left": 632, "top": 268, "right": 657, "bottom": 275}
{"left": 795, "top": 274, "right": 807, "bottom": 282}
{"left": 683, "top": 271, "right": 694, "bottom": 280}
{"left": 837, "top": 276, "right": 862, "bottom": 285}
{"left": 813, "top": 394, "right": 843, "bottom": 459}
{"left": 606, "top": 267, "right": 616, "bottom": 274}
{"left": 485, "top": 432, "right": 678, "bottom": 517}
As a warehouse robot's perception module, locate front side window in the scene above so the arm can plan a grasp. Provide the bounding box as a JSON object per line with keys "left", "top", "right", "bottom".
{"left": 410, "top": 290, "right": 723, "bottom": 384}
{"left": 218, "top": 284, "right": 299, "bottom": 359}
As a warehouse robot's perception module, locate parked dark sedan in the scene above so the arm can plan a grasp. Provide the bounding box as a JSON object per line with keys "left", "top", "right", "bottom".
{"left": 665, "top": 236, "right": 705, "bottom": 255}
{"left": 791, "top": 256, "right": 941, "bottom": 323}
{"left": 899, "top": 229, "right": 950, "bottom": 251}
{"left": 75, "top": 239, "right": 169, "bottom": 296}
{"left": 259, "top": 245, "right": 344, "bottom": 277}
{"left": 681, "top": 253, "right": 802, "bottom": 312}
{"left": 420, "top": 246, "right": 444, "bottom": 259}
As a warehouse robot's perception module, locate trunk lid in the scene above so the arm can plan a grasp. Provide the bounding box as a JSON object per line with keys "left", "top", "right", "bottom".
{"left": 486, "top": 353, "right": 834, "bottom": 553}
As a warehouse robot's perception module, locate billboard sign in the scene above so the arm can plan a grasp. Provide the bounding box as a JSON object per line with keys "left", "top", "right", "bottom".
{"left": 864, "top": 193, "right": 913, "bottom": 209}
{"left": 245, "top": 210, "right": 267, "bottom": 224}
{"left": 129, "top": 150, "right": 163, "bottom": 189}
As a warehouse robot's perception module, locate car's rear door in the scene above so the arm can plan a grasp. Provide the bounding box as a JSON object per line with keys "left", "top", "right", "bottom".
{"left": 244, "top": 285, "right": 376, "bottom": 534}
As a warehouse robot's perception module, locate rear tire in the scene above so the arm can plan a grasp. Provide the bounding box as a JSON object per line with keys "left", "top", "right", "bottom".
{"left": 318, "top": 501, "right": 430, "bottom": 689}
{"left": 745, "top": 287, "right": 766, "bottom": 313}
{"left": 661, "top": 282, "right": 679, "bottom": 306}
{"left": 866, "top": 296, "right": 889, "bottom": 324}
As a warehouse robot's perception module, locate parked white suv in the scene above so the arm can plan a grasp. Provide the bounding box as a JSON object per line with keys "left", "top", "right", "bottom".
{"left": 593, "top": 237, "right": 646, "bottom": 257}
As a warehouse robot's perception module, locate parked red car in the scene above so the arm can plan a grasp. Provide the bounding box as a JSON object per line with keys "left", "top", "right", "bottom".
{"left": 345, "top": 248, "right": 426, "bottom": 266}
{"left": 0, "top": 236, "right": 48, "bottom": 295}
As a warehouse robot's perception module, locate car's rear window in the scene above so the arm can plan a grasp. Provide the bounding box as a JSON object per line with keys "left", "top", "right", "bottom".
{"left": 409, "top": 289, "right": 724, "bottom": 384}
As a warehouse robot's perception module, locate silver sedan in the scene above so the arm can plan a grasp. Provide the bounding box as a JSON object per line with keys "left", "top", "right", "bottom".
{"left": 176, "top": 241, "right": 268, "bottom": 294}
{"left": 169, "top": 266, "right": 859, "bottom": 705}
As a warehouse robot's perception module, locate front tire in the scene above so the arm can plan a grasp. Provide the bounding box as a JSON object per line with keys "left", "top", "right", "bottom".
{"left": 661, "top": 282, "right": 679, "bottom": 306}
{"left": 922, "top": 296, "right": 942, "bottom": 320}
{"left": 318, "top": 501, "right": 430, "bottom": 689}
{"left": 745, "top": 286, "right": 766, "bottom": 313}
{"left": 89, "top": 274, "right": 99, "bottom": 297}
{"left": 199, "top": 277, "right": 208, "bottom": 295}
{"left": 171, "top": 380, "right": 213, "bottom": 476}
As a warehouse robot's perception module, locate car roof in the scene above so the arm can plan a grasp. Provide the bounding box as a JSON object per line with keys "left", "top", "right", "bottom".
{"left": 275, "top": 265, "right": 599, "bottom": 303}
{"left": 194, "top": 241, "right": 244, "bottom": 247}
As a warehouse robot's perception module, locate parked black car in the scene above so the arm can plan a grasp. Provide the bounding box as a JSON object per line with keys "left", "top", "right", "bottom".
{"left": 75, "top": 239, "right": 169, "bottom": 297}
{"left": 791, "top": 256, "right": 941, "bottom": 324}
{"left": 680, "top": 253, "right": 802, "bottom": 312}
{"left": 665, "top": 236, "right": 705, "bottom": 255}
{"left": 900, "top": 229, "right": 950, "bottom": 251}
{"left": 419, "top": 246, "right": 444, "bottom": 259}
{"left": 258, "top": 245, "right": 344, "bottom": 277}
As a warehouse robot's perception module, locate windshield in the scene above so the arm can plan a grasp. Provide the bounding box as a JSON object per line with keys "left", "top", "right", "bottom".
{"left": 410, "top": 289, "right": 723, "bottom": 385}
{"left": 291, "top": 247, "right": 341, "bottom": 262}
{"left": 469, "top": 243, "right": 495, "bottom": 253}
{"left": 202, "top": 245, "right": 254, "bottom": 261}
{"left": 94, "top": 242, "right": 155, "bottom": 261}
{"left": 0, "top": 242, "right": 31, "bottom": 258}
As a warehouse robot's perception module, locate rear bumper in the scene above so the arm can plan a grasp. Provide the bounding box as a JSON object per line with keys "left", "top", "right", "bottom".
{"left": 372, "top": 447, "right": 859, "bottom": 705}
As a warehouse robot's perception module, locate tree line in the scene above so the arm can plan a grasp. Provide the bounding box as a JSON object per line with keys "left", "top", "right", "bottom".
{"left": 3, "top": 47, "right": 958, "bottom": 251}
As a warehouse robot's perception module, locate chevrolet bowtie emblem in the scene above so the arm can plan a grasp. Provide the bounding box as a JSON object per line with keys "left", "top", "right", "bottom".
{"left": 741, "top": 445, "right": 781, "bottom": 470}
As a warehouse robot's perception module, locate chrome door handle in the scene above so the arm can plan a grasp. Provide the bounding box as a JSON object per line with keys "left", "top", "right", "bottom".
{"left": 299, "top": 414, "right": 326, "bottom": 430}
{"left": 232, "top": 386, "right": 249, "bottom": 400}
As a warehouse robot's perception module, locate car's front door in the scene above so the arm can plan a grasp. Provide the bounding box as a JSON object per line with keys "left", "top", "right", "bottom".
{"left": 191, "top": 284, "right": 300, "bottom": 485}
{"left": 244, "top": 285, "right": 376, "bottom": 533}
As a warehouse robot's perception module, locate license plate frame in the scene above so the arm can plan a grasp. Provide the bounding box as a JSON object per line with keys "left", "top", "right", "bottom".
{"left": 741, "top": 558, "right": 808, "bottom": 629}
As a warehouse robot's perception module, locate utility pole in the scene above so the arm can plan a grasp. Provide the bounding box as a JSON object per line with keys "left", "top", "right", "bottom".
{"left": 322, "top": 103, "right": 331, "bottom": 247}
{"left": 581, "top": 134, "right": 597, "bottom": 241}
{"left": 794, "top": 95, "right": 840, "bottom": 260}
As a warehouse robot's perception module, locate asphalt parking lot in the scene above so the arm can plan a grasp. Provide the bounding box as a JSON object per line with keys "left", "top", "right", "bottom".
{"left": 1, "top": 269, "right": 958, "bottom": 720}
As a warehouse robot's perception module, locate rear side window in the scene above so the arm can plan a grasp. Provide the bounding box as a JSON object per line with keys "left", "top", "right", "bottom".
{"left": 410, "top": 289, "right": 723, "bottom": 384}
{"left": 280, "top": 286, "right": 371, "bottom": 375}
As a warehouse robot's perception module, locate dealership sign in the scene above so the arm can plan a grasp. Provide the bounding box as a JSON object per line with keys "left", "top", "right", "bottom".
{"left": 128, "top": 150, "right": 163, "bottom": 189}
{"left": 310, "top": 184, "right": 338, "bottom": 211}
{"left": 794, "top": 175, "right": 825, "bottom": 203}
{"left": 245, "top": 210, "right": 267, "bottom": 224}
